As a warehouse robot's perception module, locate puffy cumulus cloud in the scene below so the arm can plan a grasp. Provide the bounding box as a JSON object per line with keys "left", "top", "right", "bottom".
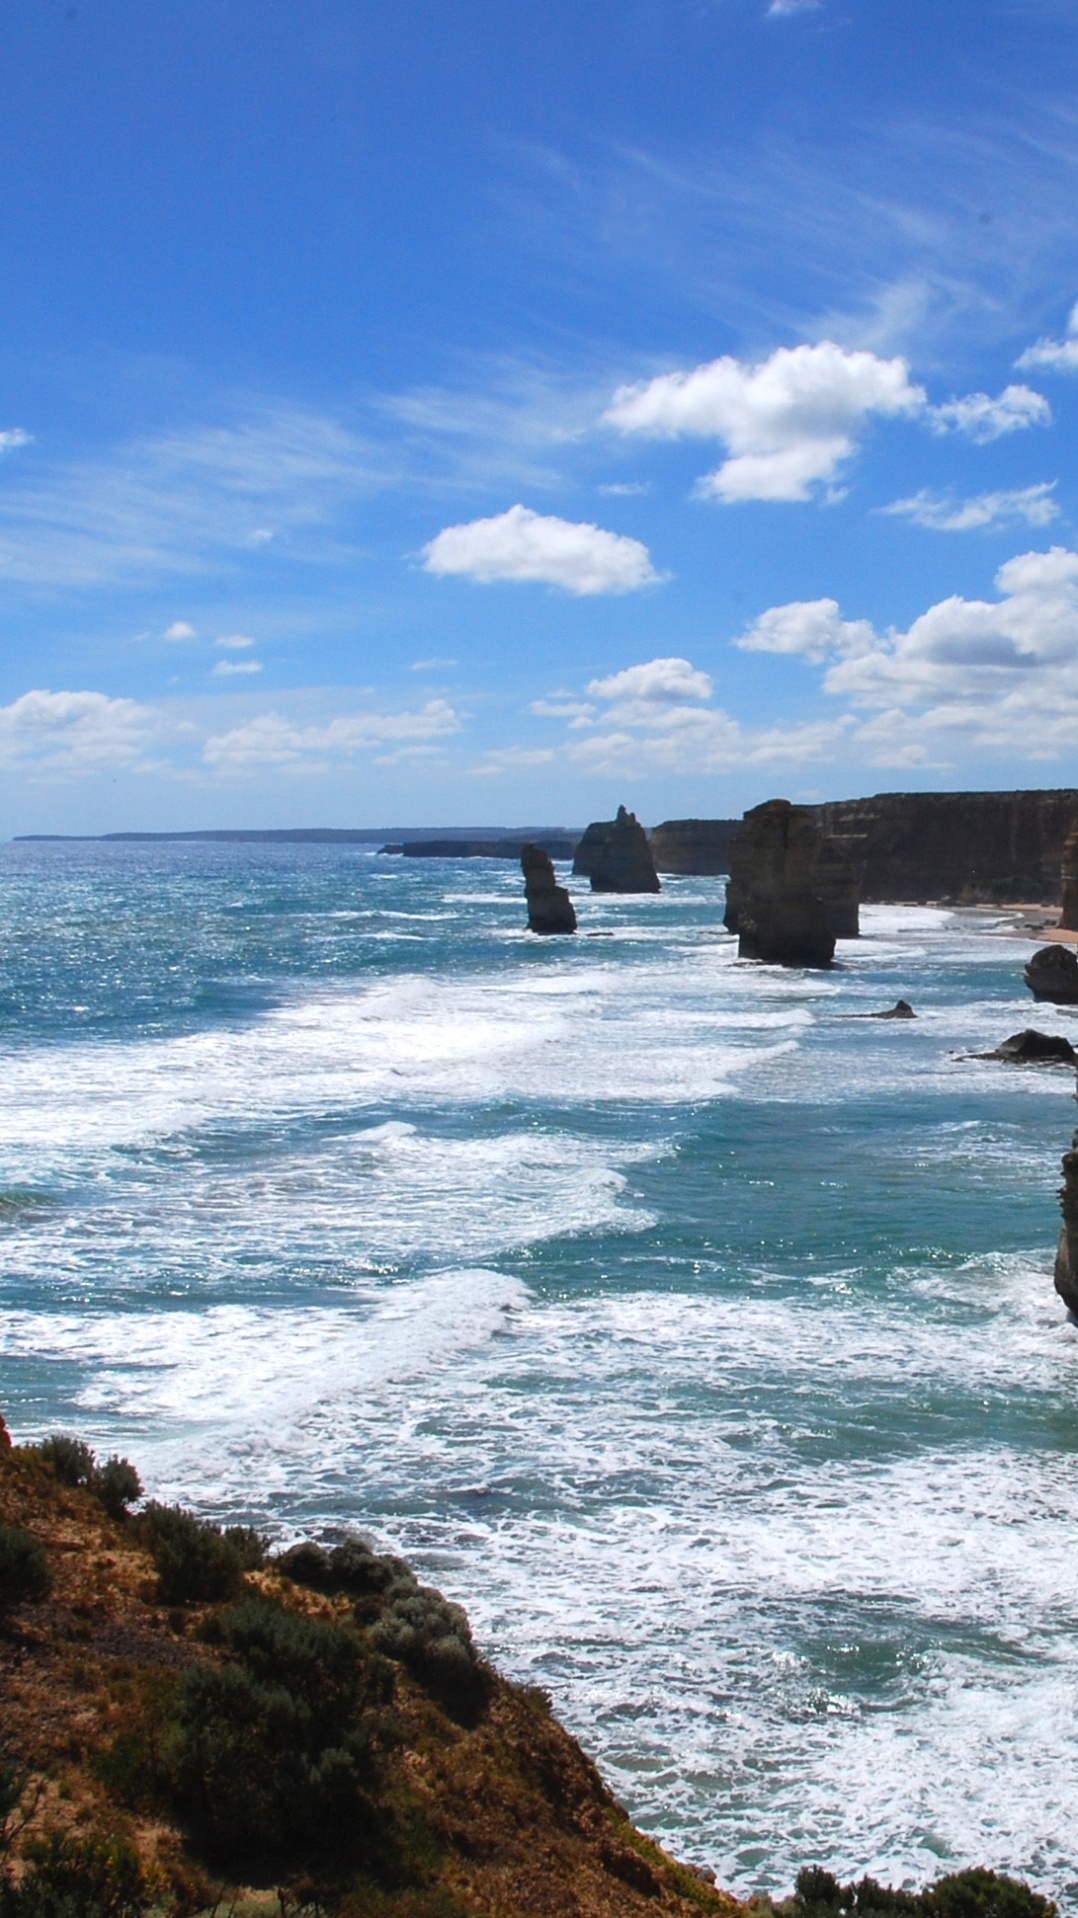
{"left": 1017, "top": 302, "right": 1078, "bottom": 374}
{"left": 0, "top": 689, "right": 156, "bottom": 773}
{"left": 215, "top": 632, "right": 255, "bottom": 650}
{"left": 585, "top": 657, "right": 714, "bottom": 704}
{"left": 881, "top": 483, "right": 1060, "bottom": 532}
{"left": 0, "top": 429, "right": 31, "bottom": 454}
{"left": 163, "top": 620, "right": 197, "bottom": 641}
{"left": 421, "top": 503, "right": 659, "bottom": 595}
{"left": 740, "top": 546, "right": 1078, "bottom": 764}
{"left": 203, "top": 699, "right": 459, "bottom": 771}
{"left": 737, "top": 599, "right": 876, "bottom": 662}
{"left": 525, "top": 652, "right": 850, "bottom": 775}
{"left": 604, "top": 342, "right": 924, "bottom": 502}
{"left": 928, "top": 383, "right": 1050, "bottom": 442}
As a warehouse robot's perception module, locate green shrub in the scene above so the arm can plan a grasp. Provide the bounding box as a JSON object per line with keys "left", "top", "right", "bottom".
{"left": 223, "top": 1525, "right": 266, "bottom": 1572}
{"left": 0, "top": 1527, "right": 51, "bottom": 1612}
{"left": 275, "top": 1541, "right": 334, "bottom": 1590}
{"left": 36, "top": 1436, "right": 95, "bottom": 1489}
{"left": 137, "top": 1504, "right": 244, "bottom": 1606}
{"left": 171, "top": 1598, "right": 386, "bottom": 1870}
{"left": 371, "top": 1583, "right": 487, "bottom": 1722}
{"left": 6, "top": 1830, "right": 151, "bottom": 1918}
{"left": 93, "top": 1459, "right": 142, "bottom": 1522}
{"left": 791, "top": 1868, "right": 1055, "bottom": 1918}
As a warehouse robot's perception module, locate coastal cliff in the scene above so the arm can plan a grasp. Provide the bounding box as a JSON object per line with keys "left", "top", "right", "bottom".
{"left": 0, "top": 1430, "right": 735, "bottom": 1918}
{"left": 810, "top": 790, "right": 1078, "bottom": 905}
{"left": 649, "top": 819, "right": 738, "bottom": 875}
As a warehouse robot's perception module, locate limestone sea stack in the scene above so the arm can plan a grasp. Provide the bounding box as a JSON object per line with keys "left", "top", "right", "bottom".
{"left": 1024, "top": 944, "right": 1078, "bottom": 1004}
{"left": 724, "top": 799, "right": 837, "bottom": 968}
{"left": 521, "top": 843, "right": 577, "bottom": 934}
{"left": 573, "top": 805, "right": 660, "bottom": 893}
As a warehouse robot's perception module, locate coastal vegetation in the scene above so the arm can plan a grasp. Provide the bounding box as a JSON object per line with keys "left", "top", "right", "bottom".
{"left": 0, "top": 1425, "right": 1061, "bottom": 1917}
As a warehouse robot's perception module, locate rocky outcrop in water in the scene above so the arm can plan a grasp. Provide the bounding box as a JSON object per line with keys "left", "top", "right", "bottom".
{"left": 1024, "top": 944, "right": 1078, "bottom": 1004}
{"left": 811, "top": 789, "right": 1078, "bottom": 905}
{"left": 867, "top": 1000, "right": 916, "bottom": 1019}
{"left": 975, "top": 1029, "right": 1077, "bottom": 1065}
{"left": 573, "top": 806, "right": 660, "bottom": 893}
{"left": 521, "top": 843, "right": 577, "bottom": 934}
{"left": 648, "top": 818, "right": 738, "bottom": 875}
{"left": 723, "top": 800, "right": 837, "bottom": 968}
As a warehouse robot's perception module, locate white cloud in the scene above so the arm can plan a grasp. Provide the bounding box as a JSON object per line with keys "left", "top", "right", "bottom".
{"left": 881, "top": 483, "right": 1060, "bottom": 532}
{"left": 597, "top": 480, "right": 651, "bottom": 496}
{"left": 163, "top": 620, "right": 197, "bottom": 641}
{"left": 215, "top": 632, "right": 256, "bottom": 650}
{"left": 524, "top": 651, "right": 850, "bottom": 776}
{"left": 211, "top": 659, "right": 263, "bottom": 677}
{"left": 411, "top": 656, "right": 458, "bottom": 672}
{"left": 928, "top": 383, "right": 1050, "bottom": 441}
{"left": 421, "top": 503, "right": 660, "bottom": 594}
{"left": 737, "top": 546, "right": 1078, "bottom": 762}
{"left": 586, "top": 657, "right": 714, "bottom": 704}
{"left": 737, "top": 599, "right": 876, "bottom": 661}
{"left": 0, "top": 689, "right": 156, "bottom": 772}
{"left": 0, "top": 429, "right": 31, "bottom": 454}
{"left": 767, "top": 0, "right": 820, "bottom": 13}
{"left": 604, "top": 341, "right": 924, "bottom": 502}
{"left": 1017, "top": 302, "right": 1078, "bottom": 373}
{"left": 202, "top": 699, "right": 459, "bottom": 770}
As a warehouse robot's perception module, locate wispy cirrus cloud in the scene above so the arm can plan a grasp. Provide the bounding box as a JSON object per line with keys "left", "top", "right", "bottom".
{"left": 0, "top": 405, "right": 391, "bottom": 589}
{"left": 202, "top": 698, "right": 460, "bottom": 771}
{"left": 881, "top": 483, "right": 1060, "bottom": 532}
{"left": 422, "top": 503, "right": 661, "bottom": 593}
{"left": 1017, "top": 301, "right": 1078, "bottom": 372}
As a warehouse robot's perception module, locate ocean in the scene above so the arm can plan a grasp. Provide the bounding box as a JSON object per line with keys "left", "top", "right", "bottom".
{"left": 1, "top": 838, "right": 1076, "bottom": 1904}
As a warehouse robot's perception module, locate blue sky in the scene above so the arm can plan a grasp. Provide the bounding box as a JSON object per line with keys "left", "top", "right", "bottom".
{"left": 4, "top": 0, "right": 1078, "bottom": 831}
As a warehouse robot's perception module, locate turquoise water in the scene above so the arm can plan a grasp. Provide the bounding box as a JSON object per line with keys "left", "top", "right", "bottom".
{"left": 2, "top": 840, "right": 1077, "bottom": 1902}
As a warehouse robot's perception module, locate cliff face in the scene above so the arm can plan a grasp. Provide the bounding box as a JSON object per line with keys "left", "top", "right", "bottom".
{"left": 810, "top": 790, "right": 1078, "bottom": 905}
{"left": 724, "top": 800, "right": 837, "bottom": 968}
{"left": 1060, "top": 824, "right": 1078, "bottom": 929}
{"left": 649, "top": 819, "right": 738, "bottom": 875}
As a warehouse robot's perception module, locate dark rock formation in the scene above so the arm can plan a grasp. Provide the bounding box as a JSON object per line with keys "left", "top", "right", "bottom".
{"left": 648, "top": 818, "right": 738, "bottom": 875}
{"left": 868, "top": 1000, "right": 916, "bottom": 1019}
{"left": 521, "top": 844, "right": 577, "bottom": 934}
{"left": 1024, "top": 943, "right": 1078, "bottom": 1004}
{"left": 725, "top": 800, "right": 859, "bottom": 955}
{"left": 724, "top": 800, "right": 836, "bottom": 968}
{"left": 1061, "top": 824, "right": 1078, "bottom": 930}
{"left": 975, "top": 1029, "right": 1077, "bottom": 1065}
{"left": 574, "top": 806, "right": 660, "bottom": 893}
{"left": 811, "top": 789, "right": 1078, "bottom": 905}
{"left": 1056, "top": 1129, "right": 1078, "bottom": 1316}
